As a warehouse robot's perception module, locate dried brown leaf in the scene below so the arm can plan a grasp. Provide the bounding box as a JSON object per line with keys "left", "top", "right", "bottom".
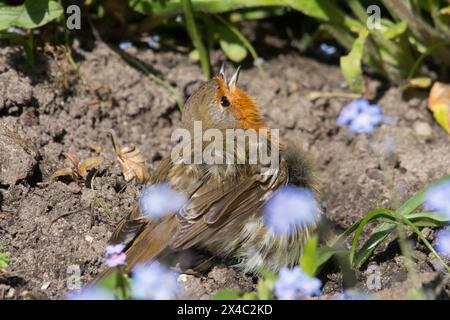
{"left": 110, "top": 134, "right": 150, "bottom": 183}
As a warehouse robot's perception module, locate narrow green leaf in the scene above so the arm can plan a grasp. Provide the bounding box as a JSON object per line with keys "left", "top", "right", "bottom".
{"left": 354, "top": 224, "right": 395, "bottom": 269}
{"left": 397, "top": 213, "right": 450, "bottom": 272}
{"left": 405, "top": 211, "right": 449, "bottom": 227}
{"left": 382, "top": 21, "right": 408, "bottom": 39}
{"left": 134, "top": 0, "right": 288, "bottom": 16}
{"left": 286, "top": 0, "right": 363, "bottom": 31}
{"left": 340, "top": 29, "right": 368, "bottom": 94}
{"left": 299, "top": 235, "right": 318, "bottom": 276}
{"left": 181, "top": 0, "right": 210, "bottom": 77}
{"left": 349, "top": 208, "right": 397, "bottom": 266}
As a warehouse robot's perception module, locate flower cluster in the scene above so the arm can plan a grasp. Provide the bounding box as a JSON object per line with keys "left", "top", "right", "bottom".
{"left": 338, "top": 290, "right": 373, "bottom": 300}
{"left": 274, "top": 266, "right": 322, "bottom": 300}
{"left": 435, "top": 229, "right": 450, "bottom": 258}
{"left": 131, "top": 261, "right": 180, "bottom": 300}
{"left": 264, "top": 185, "right": 320, "bottom": 236}
{"left": 139, "top": 183, "right": 187, "bottom": 219}
{"left": 423, "top": 181, "right": 450, "bottom": 220}
{"left": 119, "top": 41, "right": 132, "bottom": 50}
{"left": 69, "top": 245, "right": 180, "bottom": 300}
{"left": 319, "top": 43, "right": 337, "bottom": 56}
{"left": 148, "top": 35, "right": 161, "bottom": 49}
{"left": 104, "top": 244, "right": 126, "bottom": 268}
{"left": 337, "top": 99, "right": 386, "bottom": 134}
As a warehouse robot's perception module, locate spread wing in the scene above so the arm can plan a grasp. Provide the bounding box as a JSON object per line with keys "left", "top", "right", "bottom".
{"left": 169, "top": 161, "right": 288, "bottom": 250}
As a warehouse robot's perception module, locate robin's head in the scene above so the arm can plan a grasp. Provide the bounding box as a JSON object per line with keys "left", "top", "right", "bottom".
{"left": 182, "top": 66, "right": 266, "bottom": 132}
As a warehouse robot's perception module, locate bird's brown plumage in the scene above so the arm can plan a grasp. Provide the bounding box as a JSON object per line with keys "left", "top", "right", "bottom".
{"left": 96, "top": 73, "right": 319, "bottom": 280}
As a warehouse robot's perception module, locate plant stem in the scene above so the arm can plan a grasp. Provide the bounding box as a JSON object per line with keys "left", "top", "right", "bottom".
{"left": 181, "top": 0, "right": 210, "bottom": 78}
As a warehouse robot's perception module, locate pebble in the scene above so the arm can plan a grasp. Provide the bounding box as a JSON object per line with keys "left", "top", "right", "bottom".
{"left": 85, "top": 235, "right": 94, "bottom": 243}
{"left": 413, "top": 121, "right": 432, "bottom": 137}
{"left": 41, "top": 281, "right": 51, "bottom": 291}
{"left": 6, "top": 287, "right": 15, "bottom": 299}
{"left": 178, "top": 274, "right": 189, "bottom": 282}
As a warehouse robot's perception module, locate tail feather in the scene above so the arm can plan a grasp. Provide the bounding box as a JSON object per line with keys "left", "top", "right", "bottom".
{"left": 94, "top": 215, "right": 178, "bottom": 282}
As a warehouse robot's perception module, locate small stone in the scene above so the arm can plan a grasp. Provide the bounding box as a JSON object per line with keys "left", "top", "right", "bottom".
{"left": 367, "top": 168, "right": 384, "bottom": 181}
{"left": 41, "top": 281, "right": 51, "bottom": 291}
{"left": 85, "top": 235, "right": 94, "bottom": 243}
{"left": 407, "top": 97, "right": 421, "bottom": 108}
{"left": 67, "top": 182, "right": 82, "bottom": 194}
{"left": 287, "top": 82, "right": 299, "bottom": 94}
{"left": 177, "top": 274, "right": 189, "bottom": 282}
{"left": 6, "top": 287, "right": 15, "bottom": 299}
{"left": 413, "top": 121, "right": 432, "bottom": 137}
{"left": 404, "top": 109, "right": 419, "bottom": 121}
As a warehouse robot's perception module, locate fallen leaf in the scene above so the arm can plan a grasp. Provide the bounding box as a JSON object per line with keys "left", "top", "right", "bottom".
{"left": 428, "top": 82, "right": 450, "bottom": 133}
{"left": 110, "top": 134, "right": 150, "bottom": 183}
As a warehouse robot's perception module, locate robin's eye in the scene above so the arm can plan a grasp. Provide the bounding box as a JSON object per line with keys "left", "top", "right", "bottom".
{"left": 220, "top": 96, "right": 230, "bottom": 108}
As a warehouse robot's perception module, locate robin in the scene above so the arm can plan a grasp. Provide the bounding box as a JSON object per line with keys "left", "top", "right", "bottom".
{"left": 98, "top": 65, "right": 320, "bottom": 278}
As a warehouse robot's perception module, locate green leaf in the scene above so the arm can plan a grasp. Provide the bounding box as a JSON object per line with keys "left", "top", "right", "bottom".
{"left": 0, "top": 0, "right": 63, "bottom": 30}
{"left": 97, "top": 269, "right": 131, "bottom": 300}
{"left": 78, "top": 156, "right": 104, "bottom": 177}
{"left": 188, "top": 49, "right": 200, "bottom": 61}
{"left": 133, "top": 0, "right": 287, "bottom": 16}
{"left": 405, "top": 211, "right": 449, "bottom": 227}
{"left": 397, "top": 213, "right": 450, "bottom": 272}
{"left": 299, "top": 235, "right": 318, "bottom": 276}
{"left": 349, "top": 208, "right": 397, "bottom": 266}
{"left": 353, "top": 223, "right": 395, "bottom": 269}
{"left": 49, "top": 167, "right": 74, "bottom": 180}
{"left": 0, "top": 252, "right": 9, "bottom": 270}
{"left": 382, "top": 21, "right": 408, "bottom": 39}
{"left": 286, "top": 0, "right": 362, "bottom": 31}
{"left": 239, "top": 292, "right": 258, "bottom": 300}
{"left": 315, "top": 245, "right": 336, "bottom": 272}
{"left": 181, "top": 0, "right": 210, "bottom": 77}
{"left": 254, "top": 269, "right": 276, "bottom": 300}
{"left": 214, "top": 14, "right": 263, "bottom": 74}
{"left": 407, "top": 77, "right": 432, "bottom": 89}
{"left": 216, "top": 25, "right": 247, "bottom": 62}
{"left": 212, "top": 289, "right": 240, "bottom": 300}
{"left": 340, "top": 29, "right": 368, "bottom": 94}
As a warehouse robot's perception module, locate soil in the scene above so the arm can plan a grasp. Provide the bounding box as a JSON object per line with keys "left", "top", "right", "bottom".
{"left": 0, "top": 37, "right": 449, "bottom": 300}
